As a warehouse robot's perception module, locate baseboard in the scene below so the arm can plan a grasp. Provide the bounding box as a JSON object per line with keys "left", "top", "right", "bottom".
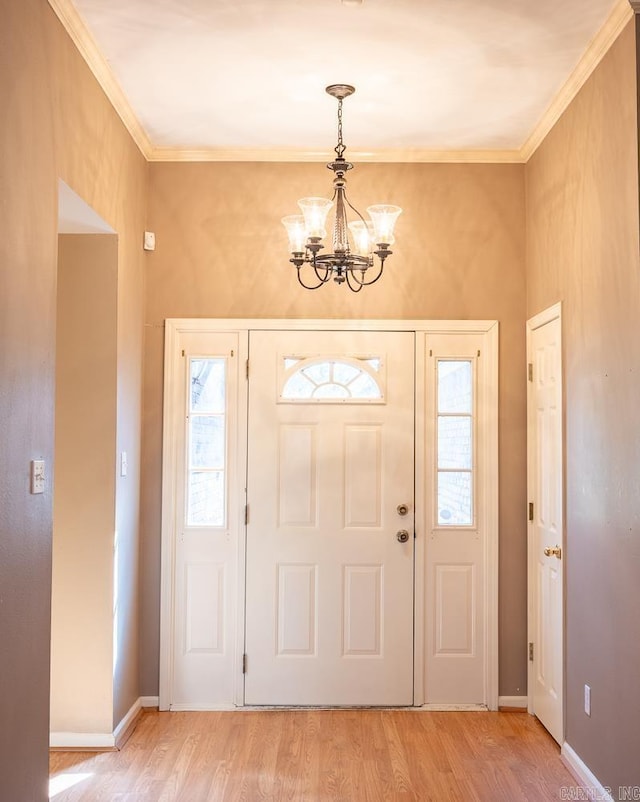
{"left": 50, "top": 696, "right": 151, "bottom": 751}
{"left": 140, "top": 695, "right": 160, "bottom": 709}
{"left": 561, "top": 742, "right": 614, "bottom": 802}
{"left": 169, "top": 702, "right": 237, "bottom": 712}
{"left": 113, "top": 697, "right": 143, "bottom": 749}
{"left": 498, "top": 696, "right": 528, "bottom": 711}
{"left": 49, "top": 731, "right": 116, "bottom": 750}
{"left": 419, "top": 703, "right": 488, "bottom": 712}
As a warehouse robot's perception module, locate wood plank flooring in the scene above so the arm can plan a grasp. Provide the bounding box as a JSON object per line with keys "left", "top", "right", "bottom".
{"left": 49, "top": 709, "right": 575, "bottom": 801}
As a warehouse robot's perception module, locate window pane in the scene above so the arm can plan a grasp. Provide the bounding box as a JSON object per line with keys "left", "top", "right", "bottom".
{"left": 438, "top": 416, "right": 472, "bottom": 469}
{"left": 187, "top": 471, "right": 225, "bottom": 526}
{"left": 348, "top": 371, "right": 382, "bottom": 399}
{"left": 438, "top": 472, "right": 472, "bottom": 526}
{"left": 303, "top": 362, "right": 331, "bottom": 384}
{"left": 282, "top": 371, "right": 315, "bottom": 399}
{"left": 313, "top": 383, "right": 349, "bottom": 399}
{"left": 190, "top": 416, "right": 225, "bottom": 468}
{"left": 333, "top": 362, "right": 360, "bottom": 385}
{"left": 438, "top": 360, "right": 472, "bottom": 414}
{"left": 191, "top": 359, "right": 225, "bottom": 413}
{"left": 281, "top": 358, "right": 383, "bottom": 402}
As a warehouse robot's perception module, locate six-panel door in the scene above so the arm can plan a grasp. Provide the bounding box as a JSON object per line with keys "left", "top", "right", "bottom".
{"left": 244, "top": 330, "right": 415, "bottom": 705}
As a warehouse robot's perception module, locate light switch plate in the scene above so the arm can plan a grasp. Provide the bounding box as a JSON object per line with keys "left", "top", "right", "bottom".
{"left": 120, "top": 451, "right": 128, "bottom": 477}
{"left": 143, "top": 231, "right": 156, "bottom": 251}
{"left": 31, "top": 459, "right": 45, "bottom": 494}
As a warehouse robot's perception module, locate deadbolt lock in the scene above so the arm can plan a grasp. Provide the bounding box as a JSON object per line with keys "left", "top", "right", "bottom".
{"left": 397, "top": 503, "right": 409, "bottom": 516}
{"left": 396, "top": 530, "right": 410, "bottom": 543}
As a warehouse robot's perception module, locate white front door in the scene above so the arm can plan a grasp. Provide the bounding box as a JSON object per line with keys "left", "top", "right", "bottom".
{"left": 244, "top": 330, "right": 415, "bottom": 705}
{"left": 527, "top": 305, "right": 564, "bottom": 743}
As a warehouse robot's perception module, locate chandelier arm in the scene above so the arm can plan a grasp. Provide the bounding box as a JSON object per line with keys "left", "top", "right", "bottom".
{"left": 312, "top": 262, "right": 332, "bottom": 283}
{"left": 296, "top": 266, "right": 328, "bottom": 290}
{"left": 354, "top": 261, "right": 385, "bottom": 287}
{"left": 345, "top": 269, "right": 366, "bottom": 292}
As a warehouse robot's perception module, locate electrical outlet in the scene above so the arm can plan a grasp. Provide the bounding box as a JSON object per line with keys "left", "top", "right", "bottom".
{"left": 584, "top": 684, "right": 591, "bottom": 716}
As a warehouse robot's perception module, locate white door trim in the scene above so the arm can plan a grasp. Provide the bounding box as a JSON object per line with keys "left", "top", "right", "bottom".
{"left": 159, "top": 318, "right": 499, "bottom": 711}
{"left": 526, "top": 302, "right": 564, "bottom": 735}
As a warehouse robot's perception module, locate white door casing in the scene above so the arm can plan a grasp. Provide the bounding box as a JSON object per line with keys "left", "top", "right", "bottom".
{"left": 159, "top": 319, "right": 499, "bottom": 711}
{"left": 527, "top": 304, "right": 564, "bottom": 743}
{"left": 244, "top": 330, "right": 415, "bottom": 706}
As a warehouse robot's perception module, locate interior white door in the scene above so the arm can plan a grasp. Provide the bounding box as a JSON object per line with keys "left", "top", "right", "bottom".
{"left": 528, "top": 308, "right": 563, "bottom": 743}
{"left": 244, "top": 330, "right": 415, "bottom": 705}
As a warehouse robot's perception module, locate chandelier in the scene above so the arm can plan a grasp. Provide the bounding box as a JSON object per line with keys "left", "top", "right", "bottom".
{"left": 282, "top": 84, "right": 402, "bottom": 292}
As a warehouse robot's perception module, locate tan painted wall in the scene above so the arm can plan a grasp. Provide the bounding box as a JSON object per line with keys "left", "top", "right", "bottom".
{"left": 51, "top": 234, "right": 118, "bottom": 735}
{"left": 526, "top": 20, "right": 640, "bottom": 790}
{"left": 48, "top": 4, "right": 148, "bottom": 734}
{"left": 140, "top": 160, "right": 529, "bottom": 697}
{"left": 0, "top": 0, "right": 146, "bottom": 796}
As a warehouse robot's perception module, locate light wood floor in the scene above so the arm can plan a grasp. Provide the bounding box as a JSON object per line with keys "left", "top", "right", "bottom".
{"left": 49, "top": 709, "right": 576, "bottom": 801}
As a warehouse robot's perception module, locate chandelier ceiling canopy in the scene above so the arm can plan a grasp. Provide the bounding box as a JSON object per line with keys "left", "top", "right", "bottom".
{"left": 282, "top": 85, "right": 402, "bottom": 292}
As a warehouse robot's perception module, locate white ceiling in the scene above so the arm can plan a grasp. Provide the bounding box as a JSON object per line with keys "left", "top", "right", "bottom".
{"left": 64, "top": 0, "right": 624, "bottom": 159}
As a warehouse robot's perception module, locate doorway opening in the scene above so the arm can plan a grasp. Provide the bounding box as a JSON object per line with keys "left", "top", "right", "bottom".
{"left": 50, "top": 181, "right": 119, "bottom": 747}
{"left": 159, "top": 319, "right": 499, "bottom": 711}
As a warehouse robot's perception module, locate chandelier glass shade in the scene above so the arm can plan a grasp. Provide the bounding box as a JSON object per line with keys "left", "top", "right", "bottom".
{"left": 282, "top": 85, "right": 402, "bottom": 292}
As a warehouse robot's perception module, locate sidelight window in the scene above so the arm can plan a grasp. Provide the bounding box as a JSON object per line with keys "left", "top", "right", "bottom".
{"left": 187, "top": 358, "right": 226, "bottom": 526}
{"left": 436, "top": 360, "right": 474, "bottom": 526}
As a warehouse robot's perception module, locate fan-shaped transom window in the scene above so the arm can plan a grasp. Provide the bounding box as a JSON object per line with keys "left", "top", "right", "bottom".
{"left": 280, "top": 356, "right": 384, "bottom": 403}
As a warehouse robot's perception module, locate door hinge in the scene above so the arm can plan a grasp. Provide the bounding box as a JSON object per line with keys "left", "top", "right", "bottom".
{"left": 245, "top": 504, "right": 249, "bottom": 525}
{"left": 528, "top": 502, "right": 534, "bottom": 522}
{"left": 181, "top": 349, "right": 185, "bottom": 357}
{"left": 528, "top": 363, "right": 533, "bottom": 382}
{"left": 242, "top": 653, "right": 247, "bottom": 674}
{"left": 246, "top": 359, "right": 250, "bottom": 379}
{"left": 529, "top": 642, "right": 534, "bottom": 662}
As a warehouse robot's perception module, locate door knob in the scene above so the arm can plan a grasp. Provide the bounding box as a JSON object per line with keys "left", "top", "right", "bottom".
{"left": 544, "top": 545, "right": 562, "bottom": 559}
{"left": 396, "top": 530, "right": 410, "bottom": 543}
{"left": 397, "top": 503, "right": 409, "bottom": 516}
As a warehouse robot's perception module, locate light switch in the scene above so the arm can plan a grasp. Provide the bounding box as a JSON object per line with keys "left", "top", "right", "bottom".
{"left": 120, "top": 451, "right": 128, "bottom": 477}
{"left": 143, "top": 231, "right": 156, "bottom": 251}
{"left": 31, "top": 459, "right": 45, "bottom": 494}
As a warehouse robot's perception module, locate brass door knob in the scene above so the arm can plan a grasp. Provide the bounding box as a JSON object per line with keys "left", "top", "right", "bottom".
{"left": 544, "top": 545, "right": 562, "bottom": 559}
{"left": 396, "top": 530, "right": 410, "bottom": 543}
{"left": 397, "top": 504, "right": 409, "bottom": 516}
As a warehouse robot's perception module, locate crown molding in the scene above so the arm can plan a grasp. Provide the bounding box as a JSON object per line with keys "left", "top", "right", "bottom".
{"left": 147, "top": 146, "right": 525, "bottom": 164}
{"left": 47, "top": 0, "right": 153, "bottom": 159}
{"left": 48, "top": 0, "right": 631, "bottom": 166}
{"left": 520, "top": 0, "right": 633, "bottom": 161}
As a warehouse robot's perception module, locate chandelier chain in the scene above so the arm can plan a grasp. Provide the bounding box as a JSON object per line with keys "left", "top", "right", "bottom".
{"left": 335, "top": 98, "right": 346, "bottom": 160}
